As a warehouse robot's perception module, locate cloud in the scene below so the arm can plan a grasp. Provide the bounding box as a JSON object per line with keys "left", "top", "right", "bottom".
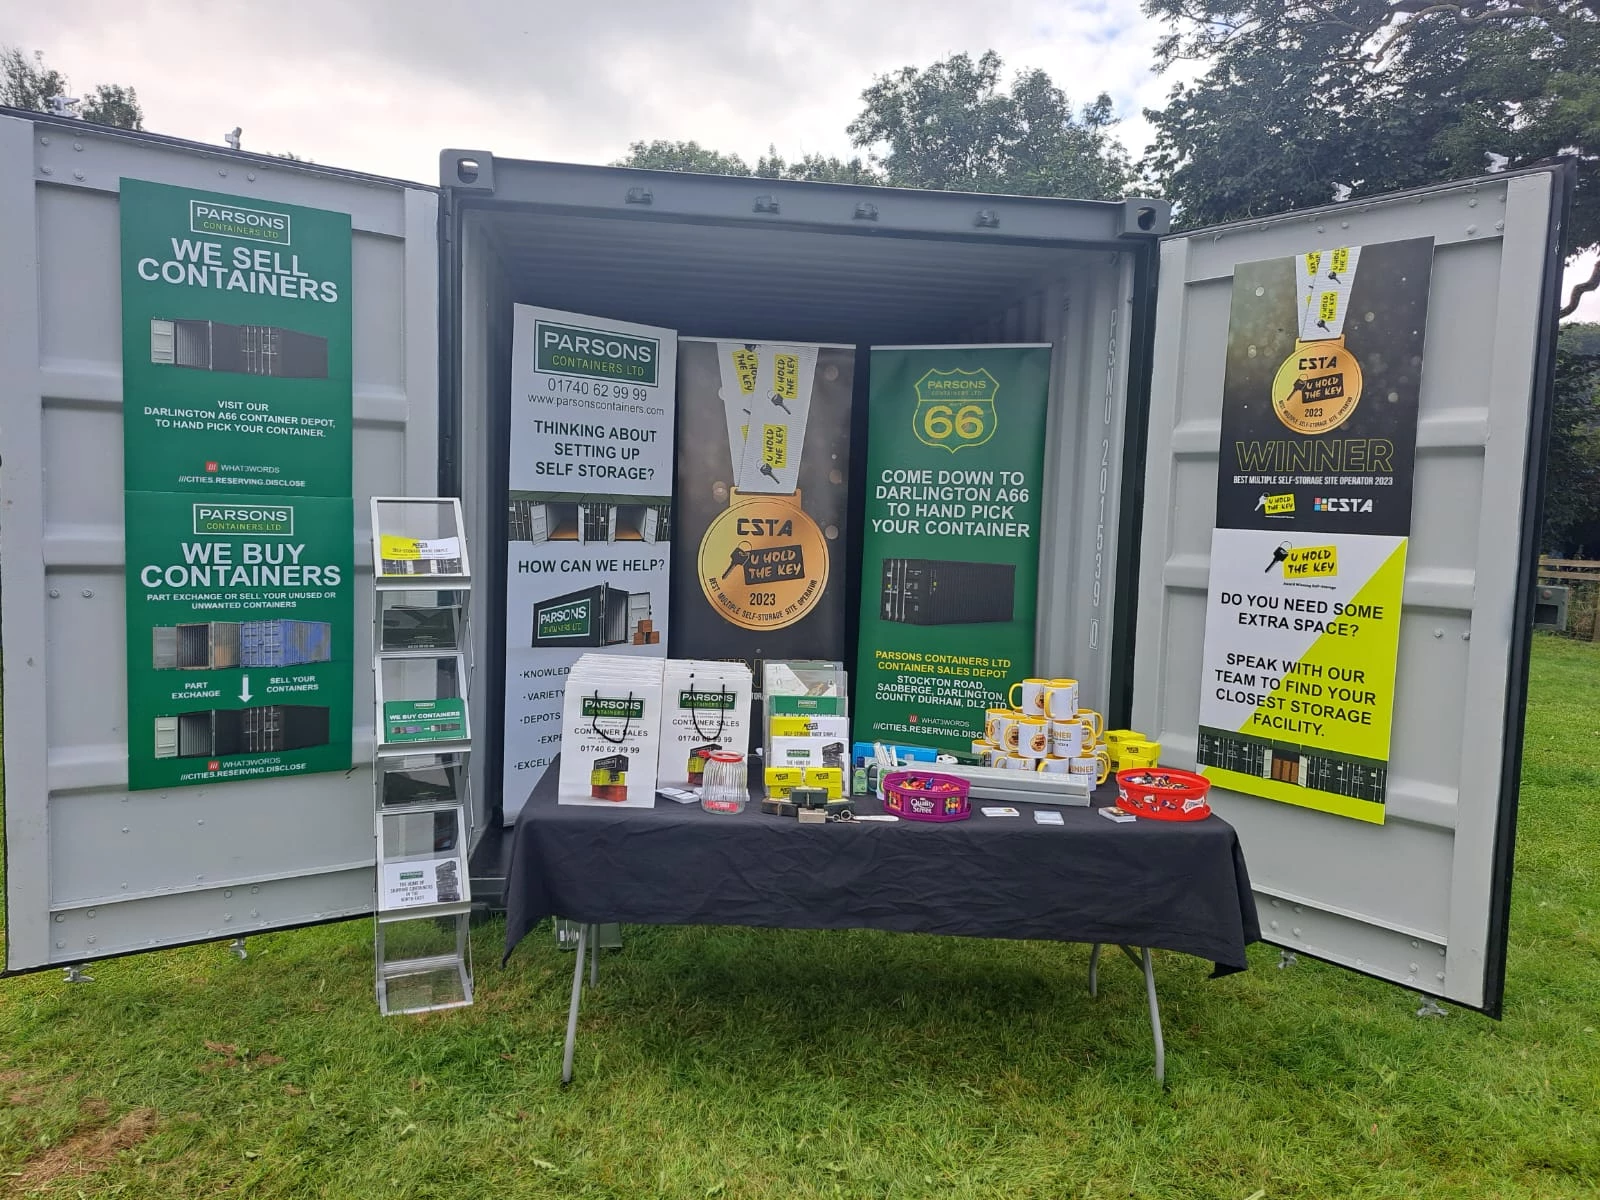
{"left": 1, "top": 0, "right": 1178, "bottom": 182}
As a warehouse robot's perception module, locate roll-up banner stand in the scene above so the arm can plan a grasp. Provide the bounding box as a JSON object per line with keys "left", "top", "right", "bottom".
{"left": 502, "top": 307, "right": 678, "bottom": 822}
{"left": 853, "top": 345, "right": 1053, "bottom": 752}
{"left": 119, "top": 180, "right": 355, "bottom": 790}
{"left": 672, "top": 340, "right": 856, "bottom": 674}
{"left": 1196, "top": 239, "right": 1434, "bottom": 824}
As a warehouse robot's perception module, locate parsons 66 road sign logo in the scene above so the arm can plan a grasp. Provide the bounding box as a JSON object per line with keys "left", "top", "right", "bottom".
{"left": 913, "top": 368, "right": 997, "bottom": 452}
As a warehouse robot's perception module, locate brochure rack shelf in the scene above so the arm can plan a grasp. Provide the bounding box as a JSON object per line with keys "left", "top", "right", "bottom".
{"left": 370, "top": 497, "right": 475, "bottom": 1015}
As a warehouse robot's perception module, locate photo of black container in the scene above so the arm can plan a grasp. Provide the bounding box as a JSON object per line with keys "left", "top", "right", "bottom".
{"left": 880, "top": 558, "right": 1016, "bottom": 625}
{"left": 154, "top": 705, "right": 331, "bottom": 759}
{"left": 381, "top": 758, "right": 464, "bottom": 807}
{"left": 150, "top": 317, "right": 329, "bottom": 379}
{"left": 531, "top": 584, "right": 650, "bottom": 648}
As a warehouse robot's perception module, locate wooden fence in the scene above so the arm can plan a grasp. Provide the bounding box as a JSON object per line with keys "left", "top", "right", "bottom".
{"left": 1537, "top": 557, "right": 1600, "bottom": 640}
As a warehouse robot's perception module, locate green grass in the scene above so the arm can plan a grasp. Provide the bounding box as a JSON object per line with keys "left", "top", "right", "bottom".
{"left": 1, "top": 638, "right": 1598, "bottom": 1198}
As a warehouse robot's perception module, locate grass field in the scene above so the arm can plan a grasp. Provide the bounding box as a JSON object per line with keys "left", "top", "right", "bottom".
{"left": 0, "top": 637, "right": 1597, "bottom": 1198}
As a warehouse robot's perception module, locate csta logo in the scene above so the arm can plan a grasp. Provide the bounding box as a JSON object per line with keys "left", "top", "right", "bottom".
{"left": 1313, "top": 496, "right": 1374, "bottom": 513}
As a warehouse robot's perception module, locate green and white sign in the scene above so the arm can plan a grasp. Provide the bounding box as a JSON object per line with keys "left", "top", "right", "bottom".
{"left": 854, "top": 345, "right": 1052, "bottom": 752}
{"left": 383, "top": 699, "right": 468, "bottom": 745}
{"left": 121, "top": 179, "right": 354, "bottom": 791}
{"left": 534, "top": 320, "right": 659, "bottom": 385}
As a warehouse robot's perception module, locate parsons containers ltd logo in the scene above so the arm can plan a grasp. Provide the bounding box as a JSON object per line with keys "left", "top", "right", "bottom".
{"left": 537, "top": 600, "right": 592, "bottom": 639}
{"left": 192, "top": 504, "right": 295, "bottom": 536}
{"left": 535, "top": 321, "right": 658, "bottom": 386}
{"left": 189, "top": 199, "right": 292, "bottom": 245}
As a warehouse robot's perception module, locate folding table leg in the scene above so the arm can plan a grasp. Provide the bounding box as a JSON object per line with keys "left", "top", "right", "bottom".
{"left": 561, "top": 923, "right": 588, "bottom": 1086}
{"left": 1103, "top": 945, "right": 1166, "bottom": 1085}
{"left": 1088, "top": 943, "right": 1102, "bottom": 998}
{"left": 589, "top": 924, "right": 600, "bottom": 988}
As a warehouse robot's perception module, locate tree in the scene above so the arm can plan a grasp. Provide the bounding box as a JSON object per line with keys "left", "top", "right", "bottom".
{"left": 617, "top": 52, "right": 1136, "bottom": 199}
{"left": 0, "top": 45, "right": 143, "bottom": 129}
{"left": 1141, "top": 2, "right": 1600, "bottom": 314}
{"left": 848, "top": 51, "right": 1134, "bottom": 198}
{"left": 619, "top": 140, "right": 753, "bottom": 176}
{"left": 1544, "top": 324, "right": 1600, "bottom": 554}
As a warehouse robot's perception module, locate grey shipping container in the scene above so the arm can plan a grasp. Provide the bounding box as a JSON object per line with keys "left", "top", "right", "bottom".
{"left": 149, "top": 317, "right": 329, "bottom": 378}
{"left": 152, "top": 621, "right": 241, "bottom": 670}
{"left": 0, "top": 111, "right": 1570, "bottom": 1018}
{"left": 240, "top": 619, "right": 333, "bottom": 667}
{"left": 880, "top": 558, "right": 1016, "bottom": 626}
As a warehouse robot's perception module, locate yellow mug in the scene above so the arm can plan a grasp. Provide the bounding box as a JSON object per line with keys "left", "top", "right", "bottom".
{"left": 1043, "top": 679, "right": 1080, "bottom": 719}
{"left": 1008, "top": 678, "right": 1052, "bottom": 717}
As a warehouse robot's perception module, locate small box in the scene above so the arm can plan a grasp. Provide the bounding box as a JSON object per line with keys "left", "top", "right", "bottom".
{"left": 647, "top": 631, "right": 661, "bottom": 644}
{"left": 765, "top": 766, "right": 803, "bottom": 788}
{"left": 639, "top": 619, "right": 654, "bottom": 634}
{"left": 791, "top": 786, "right": 829, "bottom": 809}
{"left": 803, "top": 766, "right": 844, "bottom": 799}
{"left": 797, "top": 808, "right": 826, "bottom": 824}
{"left": 632, "top": 632, "right": 647, "bottom": 645}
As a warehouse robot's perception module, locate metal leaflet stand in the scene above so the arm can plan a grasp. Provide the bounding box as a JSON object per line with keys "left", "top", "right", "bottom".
{"left": 370, "top": 498, "right": 476, "bottom": 1016}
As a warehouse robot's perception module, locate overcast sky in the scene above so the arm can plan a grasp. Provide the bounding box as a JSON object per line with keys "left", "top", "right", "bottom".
{"left": 3, "top": 0, "right": 1596, "bottom": 318}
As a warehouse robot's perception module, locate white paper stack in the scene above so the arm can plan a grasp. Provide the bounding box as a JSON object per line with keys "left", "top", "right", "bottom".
{"left": 557, "top": 654, "right": 666, "bottom": 807}
{"left": 658, "top": 659, "right": 753, "bottom": 786}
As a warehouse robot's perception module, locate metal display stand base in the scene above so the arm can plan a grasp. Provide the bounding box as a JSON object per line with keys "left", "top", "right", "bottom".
{"left": 1088, "top": 943, "right": 1166, "bottom": 1084}
{"left": 560, "top": 933, "right": 1166, "bottom": 1086}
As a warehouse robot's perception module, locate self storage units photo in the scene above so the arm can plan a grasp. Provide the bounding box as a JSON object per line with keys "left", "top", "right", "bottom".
{"left": 0, "top": 107, "right": 1572, "bottom": 1021}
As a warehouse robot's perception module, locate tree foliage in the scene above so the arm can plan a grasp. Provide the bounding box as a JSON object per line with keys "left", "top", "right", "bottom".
{"left": 1545, "top": 323, "right": 1600, "bottom": 554}
{"left": 0, "top": 46, "right": 143, "bottom": 130}
{"left": 618, "top": 52, "right": 1134, "bottom": 198}
{"left": 848, "top": 51, "right": 1133, "bottom": 198}
{"left": 1141, "top": 1, "right": 1600, "bottom": 312}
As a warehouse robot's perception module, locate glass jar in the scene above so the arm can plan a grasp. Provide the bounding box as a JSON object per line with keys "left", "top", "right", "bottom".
{"left": 701, "top": 751, "right": 747, "bottom": 814}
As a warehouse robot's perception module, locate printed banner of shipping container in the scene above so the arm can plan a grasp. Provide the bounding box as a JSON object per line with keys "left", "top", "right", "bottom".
{"left": 853, "top": 345, "right": 1052, "bottom": 752}
{"left": 501, "top": 306, "right": 678, "bottom": 822}
{"left": 1195, "top": 238, "right": 1434, "bottom": 824}
{"left": 671, "top": 339, "right": 855, "bottom": 674}
{"left": 120, "top": 180, "right": 354, "bottom": 791}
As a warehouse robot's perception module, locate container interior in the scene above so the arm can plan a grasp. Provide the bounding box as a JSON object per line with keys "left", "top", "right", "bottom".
{"left": 455, "top": 188, "right": 1146, "bottom": 831}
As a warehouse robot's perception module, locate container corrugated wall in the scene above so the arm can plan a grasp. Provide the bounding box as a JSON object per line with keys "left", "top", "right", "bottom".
{"left": 240, "top": 620, "right": 333, "bottom": 667}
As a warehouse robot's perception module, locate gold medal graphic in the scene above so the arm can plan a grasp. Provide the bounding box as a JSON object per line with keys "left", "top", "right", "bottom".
{"left": 1275, "top": 246, "right": 1364, "bottom": 435}
{"left": 698, "top": 489, "right": 829, "bottom": 631}
{"left": 1271, "top": 335, "right": 1363, "bottom": 434}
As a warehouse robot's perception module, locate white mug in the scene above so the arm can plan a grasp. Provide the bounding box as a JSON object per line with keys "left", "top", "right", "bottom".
{"left": 1043, "top": 679, "right": 1080, "bottom": 719}
{"left": 1015, "top": 717, "right": 1050, "bottom": 760}
{"left": 1000, "top": 754, "right": 1034, "bottom": 771}
{"left": 1068, "top": 746, "right": 1111, "bottom": 784}
{"left": 1008, "top": 678, "right": 1052, "bottom": 717}
{"left": 1049, "top": 718, "right": 1091, "bottom": 758}
{"left": 1037, "top": 757, "right": 1074, "bottom": 775}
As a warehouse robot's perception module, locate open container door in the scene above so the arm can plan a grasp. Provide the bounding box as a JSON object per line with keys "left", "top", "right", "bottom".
{"left": 1131, "top": 167, "right": 1571, "bottom": 1013}
{"left": 0, "top": 111, "right": 440, "bottom": 974}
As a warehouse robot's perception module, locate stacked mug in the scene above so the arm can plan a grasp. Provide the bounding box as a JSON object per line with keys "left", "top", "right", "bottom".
{"left": 967, "top": 677, "right": 1114, "bottom": 785}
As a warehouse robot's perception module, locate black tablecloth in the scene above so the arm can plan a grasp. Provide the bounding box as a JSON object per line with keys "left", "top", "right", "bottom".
{"left": 501, "top": 768, "right": 1260, "bottom": 974}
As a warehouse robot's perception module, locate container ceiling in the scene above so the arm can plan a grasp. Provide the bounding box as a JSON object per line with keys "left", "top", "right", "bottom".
{"left": 470, "top": 208, "right": 1093, "bottom": 345}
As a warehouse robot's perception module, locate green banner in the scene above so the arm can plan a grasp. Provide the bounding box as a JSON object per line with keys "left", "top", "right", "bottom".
{"left": 853, "top": 345, "right": 1052, "bottom": 751}
{"left": 121, "top": 179, "right": 353, "bottom": 791}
